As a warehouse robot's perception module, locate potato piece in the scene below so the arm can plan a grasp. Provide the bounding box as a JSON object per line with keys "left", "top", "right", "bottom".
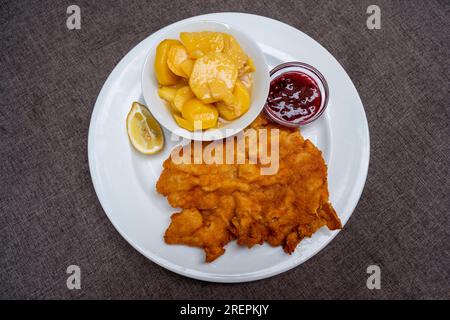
{"left": 208, "top": 79, "right": 235, "bottom": 106}
{"left": 154, "top": 39, "right": 181, "bottom": 85}
{"left": 222, "top": 34, "right": 248, "bottom": 70}
{"left": 189, "top": 52, "right": 238, "bottom": 103}
{"left": 180, "top": 32, "right": 224, "bottom": 59}
{"left": 173, "top": 86, "right": 195, "bottom": 113}
{"left": 239, "top": 57, "right": 256, "bottom": 76}
{"left": 158, "top": 86, "right": 178, "bottom": 102}
{"left": 239, "top": 72, "right": 253, "bottom": 91}
{"left": 217, "top": 80, "right": 250, "bottom": 121}
{"left": 167, "top": 44, "right": 192, "bottom": 78}
{"left": 182, "top": 99, "right": 218, "bottom": 129}
{"left": 246, "top": 58, "right": 256, "bottom": 72}
{"left": 217, "top": 104, "right": 235, "bottom": 121}
{"left": 173, "top": 114, "right": 195, "bottom": 131}
{"left": 171, "top": 79, "right": 189, "bottom": 89}
{"left": 180, "top": 59, "right": 195, "bottom": 77}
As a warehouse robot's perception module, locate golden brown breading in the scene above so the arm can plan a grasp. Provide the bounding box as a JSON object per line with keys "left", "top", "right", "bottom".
{"left": 156, "top": 115, "right": 341, "bottom": 262}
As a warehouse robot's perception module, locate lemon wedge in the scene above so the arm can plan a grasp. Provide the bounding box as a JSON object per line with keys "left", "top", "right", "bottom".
{"left": 126, "top": 102, "right": 164, "bottom": 154}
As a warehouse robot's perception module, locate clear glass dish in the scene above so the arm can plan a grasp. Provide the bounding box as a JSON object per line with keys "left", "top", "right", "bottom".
{"left": 263, "top": 62, "right": 329, "bottom": 127}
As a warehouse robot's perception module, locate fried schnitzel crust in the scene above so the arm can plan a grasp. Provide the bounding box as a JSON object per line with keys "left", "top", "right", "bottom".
{"left": 156, "top": 115, "right": 342, "bottom": 262}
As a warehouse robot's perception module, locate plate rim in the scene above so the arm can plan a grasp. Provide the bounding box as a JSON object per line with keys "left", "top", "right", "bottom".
{"left": 88, "top": 12, "right": 370, "bottom": 283}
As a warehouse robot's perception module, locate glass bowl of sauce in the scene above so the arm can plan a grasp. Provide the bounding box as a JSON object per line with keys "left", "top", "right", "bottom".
{"left": 264, "top": 62, "right": 329, "bottom": 127}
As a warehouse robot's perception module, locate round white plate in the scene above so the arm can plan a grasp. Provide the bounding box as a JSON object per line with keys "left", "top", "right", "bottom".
{"left": 88, "top": 13, "right": 370, "bottom": 283}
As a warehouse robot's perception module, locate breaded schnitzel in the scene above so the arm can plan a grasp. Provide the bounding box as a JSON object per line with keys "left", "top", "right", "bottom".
{"left": 156, "top": 115, "right": 341, "bottom": 262}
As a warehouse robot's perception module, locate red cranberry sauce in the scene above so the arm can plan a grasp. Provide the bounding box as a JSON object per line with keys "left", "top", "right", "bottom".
{"left": 266, "top": 71, "right": 322, "bottom": 123}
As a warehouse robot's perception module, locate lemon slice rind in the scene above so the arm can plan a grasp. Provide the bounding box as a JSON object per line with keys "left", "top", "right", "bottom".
{"left": 126, "top": 102, "right": 164, "bottom": 155}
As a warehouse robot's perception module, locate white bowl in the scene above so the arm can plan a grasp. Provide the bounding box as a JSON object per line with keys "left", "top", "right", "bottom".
{"left": 141, "top": 20, "right": 270, "bottom": 141}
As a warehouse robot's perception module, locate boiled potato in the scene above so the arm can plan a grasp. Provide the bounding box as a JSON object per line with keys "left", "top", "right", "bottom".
{"left": 182, "top": 99, "right": 218, "bottom": 129}
{"left": 239, "top": 72, "right": 253, "bottom": 91}
{"left": 222, "top": 34, "right": 247, "bottom": 70}
{"left": 217, "top": 80, "right": 250, "bottom": 121}
{"left": 216, "top": 104, "right": 235, "bottom": 121}
{"left": 208, "top": 78, "right": 235, "bottom": 106}
{"left": 180, "top": 59, "right": 195, "bottom": 77}
{"left": 245, "top": 58, "right": 256, "bottom": 72}
{"left": 154, "top": 39, "right": 181, "bottom": 85}
{"left": 239, "top": 57, "right": 256, "bottom": 76}
{"left": 167, "top": 44, "right": 193, "bottom": 78}
{"left": 173, "top": 86, "right": 195, "bottom": 112}
{"left": 171, "top": 79, "right": 189, "bottom": 89}
{"left": 158, "top": 86, "right": 178, "bottom": 102}
{"left": 189, "top": 52, "right": 238, "bottom": 103}
{"left": 155, "top": 32, "right": 254, "bottom": 130}
{"left": 180, "top": 32, "right": 224, "bottom": 59}
{"left": 173, "top": 113, "right": 194, "bottom": 131}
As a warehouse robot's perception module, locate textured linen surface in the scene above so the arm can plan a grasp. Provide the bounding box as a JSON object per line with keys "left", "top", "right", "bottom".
{"left": 1, "top": 0, "right": 449, "bottom": 299}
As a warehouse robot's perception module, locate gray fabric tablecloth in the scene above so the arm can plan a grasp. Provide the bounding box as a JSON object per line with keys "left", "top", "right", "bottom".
{"left": 1, "top": 0, "right": 449, "bottom": 299}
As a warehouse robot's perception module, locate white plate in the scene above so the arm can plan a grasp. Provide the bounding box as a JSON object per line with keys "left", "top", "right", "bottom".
{"left": 88, "top": 13, "right": 370, "bottom": 283}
